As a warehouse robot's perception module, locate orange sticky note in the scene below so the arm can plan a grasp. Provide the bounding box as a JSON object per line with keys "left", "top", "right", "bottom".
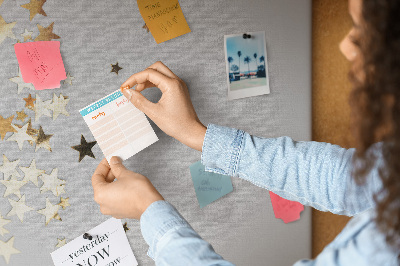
{"left": 137, "top": 0, "right": 191, "bottom": 44}
{"left": 14, "top": 41, "right": 66, "bottom": 90}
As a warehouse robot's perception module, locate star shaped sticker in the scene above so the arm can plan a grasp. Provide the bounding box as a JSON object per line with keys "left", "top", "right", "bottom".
{"left": 19, "top": 159, "right": 45, "bottom": 187}
{"left": 40, "top": 168, "right": 65, "bottom": 196}
{"left": 21, "top": 29, "right": 33, "bottom": 42}
{"left": 0, "top": 115, "right": 17, "bottom": 140}
{"left": 123, "top": 222, "right": 130, "bottom": 233}
{"left": 34, "top": 126, "right": 53, "bottom": 152}
{"left": 21, "top": 0, "right": 47, "bottom": 21}
{"left": 71, "top": 135, "right": 97, "bottom": 162}
{"left": 0, "top": 155, "right": 21, "bottom": 180}
{"left": 49, "top": 93, "right": 69, "bottom": 120}
{"left": 0, "top": 176, "right": 27, "bottom": 198}
{"left": 7, "top": 195, "right": 34, "bottom": 222}
{"left": 6, "top": 124, "right": 34, "bottom": 150}
{"left": 23, "top": 94, "right": 36, "bottom": 110}
{"left": 142, "top": 23, "right": 150, "bottom": 33}
{"left": 56, "top": 238, "right": 66, "bottom": 248}
{"left": 0, "top": 15, "right": 17, "bottom": 45}
{"left": 15, "top": 110, "right": 28, "bottom": 122}
{"left": 0, "top": 215, "right": 10, "bottom": 236}
{"left": 34, "top": 22, "right": 60, "bottom": 41}
{"left": 64, "top": 72, "right": 75, "bottom": 85}
{"left": 34, "top": 94, "right": 51, "bottom": 122}
{"left": 19, "top": 119, "right": 38, "bottom": 146}
{"left": 0, "top": 237, "right": 21, "bottom": 264}
{"left": 37, "top": 198, "right": 61, "bottom": 225}
{"left": 58, "top": 197, "right": 70, "bottom": 210}
{"left": 111, "top": 62, "right": 122, "bottom": 75}
{"left": 9, "top": 68, "right": 35, "bottom": 94}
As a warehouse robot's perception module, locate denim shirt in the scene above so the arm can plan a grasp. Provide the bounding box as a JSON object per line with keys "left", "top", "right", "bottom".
{"left": 140, "top": 124, "right": 399, "bottom": 265}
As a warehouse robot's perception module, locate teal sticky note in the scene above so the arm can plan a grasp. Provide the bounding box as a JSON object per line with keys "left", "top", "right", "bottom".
{"left": 189, "top": 161, "right": 233, "bottom": 208}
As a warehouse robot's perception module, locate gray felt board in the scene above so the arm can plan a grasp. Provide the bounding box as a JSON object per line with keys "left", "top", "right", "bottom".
{"left": 0, "top": 0, "right": 311, "bottom": 265}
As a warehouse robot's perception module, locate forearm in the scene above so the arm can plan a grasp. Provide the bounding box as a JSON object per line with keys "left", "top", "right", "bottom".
{"left": 140, "top": 200, "right": 234, "bottom": 265}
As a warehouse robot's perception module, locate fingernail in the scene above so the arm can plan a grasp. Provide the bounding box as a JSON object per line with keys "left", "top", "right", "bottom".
{"left": 125, "top": 89, "right": 133, "bottom": 100}
{"left": 110, "top": 156, "right": 122, "bottom": 165}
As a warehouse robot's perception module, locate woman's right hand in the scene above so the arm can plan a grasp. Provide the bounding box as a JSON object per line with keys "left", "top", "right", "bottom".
{"left": 120, "top": 61, "right": 207, "bottom": 151}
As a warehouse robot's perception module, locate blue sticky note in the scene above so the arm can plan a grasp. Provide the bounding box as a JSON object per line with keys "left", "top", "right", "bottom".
{"left": 189, "top": 161, "right": 233, "bottom": 208}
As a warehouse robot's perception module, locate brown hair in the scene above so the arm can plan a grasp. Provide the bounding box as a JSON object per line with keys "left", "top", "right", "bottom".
{"left": 350, "top": 0, "right": 400, "bottom": 251}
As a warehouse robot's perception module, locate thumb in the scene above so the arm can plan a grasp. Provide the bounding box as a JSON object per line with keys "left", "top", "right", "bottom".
{"left": 123, "top": 89, "right": 155, "bottom": 115}
{"left": 109, "top": 156, "right": 128, "bottom": 179}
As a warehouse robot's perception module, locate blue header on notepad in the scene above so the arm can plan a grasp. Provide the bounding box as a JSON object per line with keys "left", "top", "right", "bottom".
{"left": 80, "top": 91, "right": 123, "bottom": 116}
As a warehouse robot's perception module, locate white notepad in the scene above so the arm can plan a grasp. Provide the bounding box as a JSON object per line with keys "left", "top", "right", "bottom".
{"left": 79, "top": 90, "right": 158, "bottom": 162}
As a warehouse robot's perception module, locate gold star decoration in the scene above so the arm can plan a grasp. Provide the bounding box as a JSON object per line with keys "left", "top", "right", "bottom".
{"left": 34, "top": 22, "right": 60, "bottom": 41}
{"left": 0, "top": 176, "right": 27, "bottom": 198}
{"left": 0, "top": 0, "right": 3, "bottom": 7}
{"left": 48, "top": 93, "right": 69, "bottom": 120}
{"left": 7, "top": 195, "right": 33, "bottom": 222}
{"left": 0, "top": 155, "right": 21, "bottom": 180}
{"left": 0, "top": 115, "right": 17, "bottom": 140}
{"left": 23, "top": 94, "right": 36, "bottom": 110}
{"left": 19, "top": 159, "right": 45, "bottom": 187}
{"left": 56, "top": 238, "right": 66, "bottom": 248}
{"left": 21, "top": 0, "right": 47, "bottom": 21}
{"left": 0, "top": 214, "right": 10, "bottom": 236}
{"left": 34, "top": 126, "right": 53, "bottom": 152}
{"left": 0, "top": 15, "right": 17, "bottom": 45}
{"left": 71, "top": 135, "right": 97, "bottom": 162}
{"left": 9, "top": 68, "right": 35, "bottom": 94}
{"left": 64, "top": 72, "right": 74, "bottom": 85}
{"left": 34, "top": 94, "right": 51, "bottom": 122}
{"left": 142, "top": 23, "right": 150, "bottom": 33}
{"left": 40, "top": 168, "right": 65, "bottom": 196}
{"left": 15, "top": 110, "right": 28, "bottom": 122}
{"left": 123, "top": 222, "right": 130, "bottom": 233}
{"left": 37, "top": 198, "right": 61, "bottom": 225}
{"left": 0, "top": 237, "right": 21, "bottom": 264}
{"left": 24, "top": 119, "right": 38, "bottom": 145}
{"left": 58, "top": 197, "right": 70, "bottom": 210}
{"left": 21, "top": 29, "right": 33, "bottom": 42}
{"left": 111, "top": 62, "right": 122, "bottom": 75}
{"left": 6, "top": 123, "right": 34, "bottom": 150}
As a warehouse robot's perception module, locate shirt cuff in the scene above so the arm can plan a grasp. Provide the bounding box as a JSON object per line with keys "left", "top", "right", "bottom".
{"left": 140, "top": 200, "right": 191, "bottom": 260}
{"left": 201, "top": 124, "right": 245, "bottom": 176}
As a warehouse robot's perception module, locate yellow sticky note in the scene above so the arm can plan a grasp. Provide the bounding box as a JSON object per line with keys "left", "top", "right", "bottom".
{"left": 137, "top": 0, "right": 191, "bottom": 44}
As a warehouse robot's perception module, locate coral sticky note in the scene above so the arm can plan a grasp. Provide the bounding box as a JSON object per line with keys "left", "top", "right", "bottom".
{"left": 269, "top": 191, "right": 304, "bottom": 224}
{"left": 137, "top": 0, "right": 191, "bottom": 43}
{"left": 14, "top": 41, "right": 66, "bottom": 90}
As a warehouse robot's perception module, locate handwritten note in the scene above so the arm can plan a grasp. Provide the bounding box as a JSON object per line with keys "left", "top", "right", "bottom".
{"left": 269, "top": 192, "right": 304, "bottom": 223}
{"left": 51, "top": 218, "right": 138, "bottom": 266}
{"left": 14, "top": 41, "right": 67, "bottom": 90}
{"left": 79, "top": 90, "right": 158, "bottom": 163}
{"left": 137, "top": 0, "right": 191, "bottom": 43}
{"left": 189, "top": 161, "right": 233, "bottom": 208}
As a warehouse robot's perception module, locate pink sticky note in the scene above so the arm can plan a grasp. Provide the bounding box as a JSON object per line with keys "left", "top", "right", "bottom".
{"left": 269, "top": 191, "right": 304, "bottom": 223}
{"left": 14, "top": 41, "right": 67, "bottom": 90}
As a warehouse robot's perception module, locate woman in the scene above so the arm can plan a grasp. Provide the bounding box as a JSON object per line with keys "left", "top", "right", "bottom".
{"left": 91, "top": 0, "right": 400, "bottom": 264}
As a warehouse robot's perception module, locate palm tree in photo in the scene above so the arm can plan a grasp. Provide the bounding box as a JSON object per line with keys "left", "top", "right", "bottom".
{"left": 227, "top": 56, "right": 233, "bottom": 73}
{"left": 244, "top": 56, "right": 251, "bottom": 78}
{"left": 237, "top": 51, "right": 242, "bottom": 77}
{"left": 260, "top": 55, "right": 265, "bottom": 71}
{"left": 253, "top": 53, "right": 258, "bottom": 71}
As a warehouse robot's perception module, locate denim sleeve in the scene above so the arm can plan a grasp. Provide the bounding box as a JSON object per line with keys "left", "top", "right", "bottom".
{"left": 201, "top": 124, "right": 382, "bottom": 216}
{"left": 140, "top": 200, "right": 235, "bottom": 265}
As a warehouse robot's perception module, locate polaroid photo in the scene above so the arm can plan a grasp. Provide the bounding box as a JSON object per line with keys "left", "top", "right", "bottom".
{"left": 224, "top": 31, "right": 270, "bottom": 100}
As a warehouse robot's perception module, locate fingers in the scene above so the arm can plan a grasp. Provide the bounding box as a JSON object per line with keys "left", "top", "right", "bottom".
{"left": 147, "top": 61, "right": 178, "bottom": 79}
{"left": 109, "top": 156, "right": 129, "bottom": 179}
{"left": 92, "top": 158, "right": 110, "bottom": 190}
{"left": 121, "top": 68, "right": 173, "bottom": 94}
{"left": 121, "top": 89, "right": 158, "bottom": 117}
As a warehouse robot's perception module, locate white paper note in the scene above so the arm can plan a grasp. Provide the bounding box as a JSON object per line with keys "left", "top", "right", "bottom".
{"left": 51, "top": 218, "right": 138, "bottom": 266}
{"left": 79, "top": 90, "right": 158, "bottom": 162}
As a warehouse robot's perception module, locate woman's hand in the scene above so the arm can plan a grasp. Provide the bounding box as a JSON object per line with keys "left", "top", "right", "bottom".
{"left": 91, "top": 157, "right": 164, "bottom": 220}
{"left": 120, "top": 61, "right": 206, "bottom": 151}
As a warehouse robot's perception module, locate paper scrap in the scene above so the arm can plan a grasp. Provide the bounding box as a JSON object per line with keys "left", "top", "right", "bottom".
{"left": 189, "top": 161, "right": 233, "bottom": 208}
{"left": 51, "top": 218, "right": 138, "bottom": 266}
{"left": 14, "top": 41, "right": 66, "bottom": 90}
{"left": 79, "top": 90, "right": 158, "bottom": 162}
{"left": 137, "top": 0, "right": 191, "bottom": 43}
{"left": 269, "top": 191, "right": 304, "bottom": 223}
